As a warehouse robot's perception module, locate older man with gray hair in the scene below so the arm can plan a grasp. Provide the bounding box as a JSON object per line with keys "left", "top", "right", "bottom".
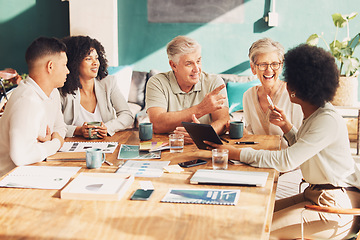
{"left": 145, "top": 36, "right": 229, "bottom": 140}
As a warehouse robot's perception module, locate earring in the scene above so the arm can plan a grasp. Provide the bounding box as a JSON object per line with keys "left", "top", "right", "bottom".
{"left": 291, "top": 92, "right": 296, "bottom": 98}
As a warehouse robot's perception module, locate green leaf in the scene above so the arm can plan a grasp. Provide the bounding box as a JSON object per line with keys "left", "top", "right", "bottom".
{"left": 339, "top": 48, "right": 352, "bottom": 60}
{"left": 332, "top": 13, "right": 347, "bottom": 28}
{"left": 349, "top": 33, "right": 360, "bottom": 50}
{"left": 306, "top": 34, "right": 319, "bottom": 46}
{"left": 330, "top": 40, "right": 344, "bottom": 59}
{"left": 340, "top": 39, "right": 350, "bottom": 48}
{"left": 341, "top": 57, "right": 360, "bottom": 77}
{"left": 345, "top": 12, "right": 358, "bottom": 21}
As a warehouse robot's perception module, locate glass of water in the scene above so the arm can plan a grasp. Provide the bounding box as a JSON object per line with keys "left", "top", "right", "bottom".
{"left": 212, "top": 149, "right": 229, "bottom": 170}
{"left": 169, "top": 134, "right": 184, "bottom": 153}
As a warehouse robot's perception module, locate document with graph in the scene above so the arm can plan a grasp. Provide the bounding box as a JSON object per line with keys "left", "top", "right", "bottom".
{"left": 161, "top": 189, "right": 240, "bottom": 205}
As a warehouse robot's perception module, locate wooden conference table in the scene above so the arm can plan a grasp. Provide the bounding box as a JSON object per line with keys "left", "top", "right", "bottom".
{"left": 0, "top": 130, "right": 280, "bottom": 240}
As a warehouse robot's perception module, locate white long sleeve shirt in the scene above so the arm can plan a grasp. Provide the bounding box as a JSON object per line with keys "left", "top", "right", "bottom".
{"left": 240, "top": 103, "right": 360, "bottom": 188}
{"left": 0, "top": 77, "right": 66, "bottom": 176}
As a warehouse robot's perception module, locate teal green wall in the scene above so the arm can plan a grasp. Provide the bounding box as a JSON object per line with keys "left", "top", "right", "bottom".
{"left": 0, "top": 0, "right": 359, "bottom": 77}
{"left": 118, "top": 0, "right": 360, "bottom": 76}
{"left": 0, "top": 0, "right": 69, "bottom": 74}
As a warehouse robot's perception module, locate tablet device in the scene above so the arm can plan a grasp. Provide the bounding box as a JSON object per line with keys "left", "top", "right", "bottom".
{"left": 182, "top": 122, "right": 223, "bottom": 150}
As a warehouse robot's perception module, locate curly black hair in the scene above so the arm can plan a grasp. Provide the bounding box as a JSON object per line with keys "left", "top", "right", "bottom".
{"left": 284, "top": 44, "right": 339, "bottom": 108}
{"left": 60, "top": 36, "right": 108, "bottom": 95}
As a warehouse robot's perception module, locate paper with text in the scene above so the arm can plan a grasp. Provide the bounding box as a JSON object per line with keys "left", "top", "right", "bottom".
{"left": 0, "top": 166, "right": 81, "bottom": 189}
{"left": 59, "top": 142, "right": 118, "bottom": 153}
{"left": 116, "top": 160, "right": 170, "bottom": 177}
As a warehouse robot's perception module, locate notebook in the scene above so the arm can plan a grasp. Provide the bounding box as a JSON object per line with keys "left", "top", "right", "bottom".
{"left": 118, "top": 144, "right": 161, "bottom": 159}
{"left": 190, "top": 169, "right": 269, "bottom": 187}
{"left": 181, "top": 122, "right": 223, "bottom": 150}
{"left": 161, "top": 189, "right": 240, "bottom": 205}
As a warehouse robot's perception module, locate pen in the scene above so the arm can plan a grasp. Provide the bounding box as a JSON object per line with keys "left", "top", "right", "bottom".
{"left": 235, "top": 141, "right": 259, "bottom": 145}
{"left": 266, "top": 95, "right": 275, "bottom": 110}
{"left": 104, "top": 160, "right": 113, "bottom": 166}
{"left": 220, "top": 137, "right": 229, "bottom": 143}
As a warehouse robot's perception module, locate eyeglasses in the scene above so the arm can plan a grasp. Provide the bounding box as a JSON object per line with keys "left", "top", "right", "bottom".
{"left": 255, "top": 62, "right": 282, "bottom": 71}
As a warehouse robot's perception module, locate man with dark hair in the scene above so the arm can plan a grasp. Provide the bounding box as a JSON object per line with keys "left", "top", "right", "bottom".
{"left": 0, "top": 37, "right": 68, "bottom": 176}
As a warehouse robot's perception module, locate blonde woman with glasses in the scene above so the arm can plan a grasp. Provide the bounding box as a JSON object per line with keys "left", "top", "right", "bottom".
{"left": 243, "top": 38, "right": 303, "bottom": 150}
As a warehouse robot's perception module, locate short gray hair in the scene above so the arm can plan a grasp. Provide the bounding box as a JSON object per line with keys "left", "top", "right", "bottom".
{"left": 166, "top": 36, "right": 201, "bottom": 64}
{"left": 248, "top": 38, "right": 284, "bottom": 64}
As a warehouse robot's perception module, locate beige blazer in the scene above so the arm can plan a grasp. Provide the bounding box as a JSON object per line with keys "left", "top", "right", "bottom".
{"left": 61, "top": 75, "right": 134, "bottom": 137}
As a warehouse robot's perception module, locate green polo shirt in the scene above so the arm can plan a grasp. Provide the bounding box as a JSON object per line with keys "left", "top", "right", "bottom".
{"left": 145, "top": 71, "right": 228, "bottom": 124}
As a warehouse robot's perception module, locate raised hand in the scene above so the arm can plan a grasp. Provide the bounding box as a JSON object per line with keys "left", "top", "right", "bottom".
{"left": 197, "top": 84, "right": 226, "bottom": 115}
{"left": 268, "top": 106, "right": 287, "bottom": 127}
{"left": 269, "top": 105, "right": 293, "bottom": 133}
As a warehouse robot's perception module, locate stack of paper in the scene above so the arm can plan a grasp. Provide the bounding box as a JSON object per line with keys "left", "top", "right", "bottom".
{"left": 48, "top": 142, "right": 118, "bottom": 161}
{"left": 139, "top": 141, "right": 170, "bottom": 152}
{"left": 0, "top": 166, "right": 81, "bottom": 189}
{"left": 163, "top": 165, "right": 184, "bottom": 173}
{"left": 61, "top": 173, "right": 134, "bottom": 201}
{"left": 116, "top": 160, "right": 170, "bottom": 177}
{"left": 59, "top": 142, "right": 118, "bottom": 153}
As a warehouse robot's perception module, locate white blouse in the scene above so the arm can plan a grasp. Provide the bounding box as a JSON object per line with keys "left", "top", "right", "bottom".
{"left": 73, "top": 103, "right": 103, "bottom": 126}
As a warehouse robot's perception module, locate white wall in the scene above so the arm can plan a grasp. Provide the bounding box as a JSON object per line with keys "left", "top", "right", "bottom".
{"left": 66, "top": 0, "right": 119, "bottom": 66}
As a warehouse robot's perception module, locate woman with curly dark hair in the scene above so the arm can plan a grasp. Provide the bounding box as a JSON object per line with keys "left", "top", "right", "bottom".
{"left": 60, "top": 36, "right": 134, "bottom": 138}
{"left": 206, "top": 44, "right": 360, "bottom": 239}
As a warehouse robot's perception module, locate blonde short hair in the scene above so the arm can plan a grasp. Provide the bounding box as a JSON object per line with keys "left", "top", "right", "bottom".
{"left": 248, "top": 38, "right": 284, "bottom": 64}
{"left": 166, "top": 36, "right": 201, "bottom": 64}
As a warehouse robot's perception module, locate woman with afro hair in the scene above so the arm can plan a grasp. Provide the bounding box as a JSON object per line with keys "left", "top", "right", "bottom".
{"left": 205, "top": 44, "right": 360, "bottom": 239}
{"left": 60, "top": 36, "right": 134, "bottom": 138}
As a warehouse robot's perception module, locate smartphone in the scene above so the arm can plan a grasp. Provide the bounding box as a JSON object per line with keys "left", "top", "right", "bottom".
{"left": 178, "top": 159, "right": 207, "bottom": 168}
{"left": 130, "top": 189, "right": 154, "bottom": 201}
{"left": 229, "top": 159, "right": 242, "bottom": 165}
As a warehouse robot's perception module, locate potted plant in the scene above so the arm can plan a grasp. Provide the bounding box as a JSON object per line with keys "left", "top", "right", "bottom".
{"left": 0, "top": 68, "right": 22, "bottom": 95}
{"left": 307, "top": 12, "right": 360, "bottom": 106}
{"left": 0, "top": 69, "right": 25, "bottom": 113}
